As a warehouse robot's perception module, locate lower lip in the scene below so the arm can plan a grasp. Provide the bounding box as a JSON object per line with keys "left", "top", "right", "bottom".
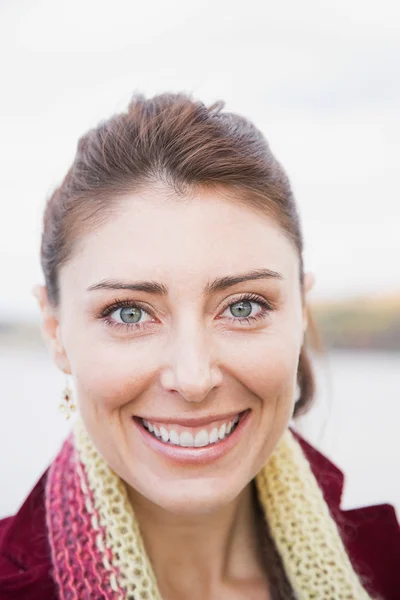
{"left": 132, "top": 411, "right": 251, "bottom": 465}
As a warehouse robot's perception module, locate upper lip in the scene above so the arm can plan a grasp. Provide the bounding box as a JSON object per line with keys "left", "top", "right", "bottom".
{"left": 135, "top": 409, "right": 247, "bottom": 428}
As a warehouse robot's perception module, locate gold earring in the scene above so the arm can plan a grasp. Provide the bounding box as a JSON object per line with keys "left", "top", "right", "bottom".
{"left": 59, "top": 377, "right": 76, "bottom": 420}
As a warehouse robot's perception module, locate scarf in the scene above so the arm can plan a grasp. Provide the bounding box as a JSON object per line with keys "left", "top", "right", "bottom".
{"left": 45, "top": 418, "right": 372, "bottom": 599}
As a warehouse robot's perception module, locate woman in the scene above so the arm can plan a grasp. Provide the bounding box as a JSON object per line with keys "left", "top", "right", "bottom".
{"left": 0, "top": 93, "right": 399, "bottom": 600}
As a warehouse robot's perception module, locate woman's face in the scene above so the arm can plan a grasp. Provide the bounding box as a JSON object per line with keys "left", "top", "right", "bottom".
{"left": 42, "top": 188, "right": 312, "bottom": 515}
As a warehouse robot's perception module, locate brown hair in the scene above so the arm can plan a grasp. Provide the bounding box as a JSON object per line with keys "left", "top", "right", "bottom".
{"left": 41, "top": 91, "right": 317, "bottom": 599}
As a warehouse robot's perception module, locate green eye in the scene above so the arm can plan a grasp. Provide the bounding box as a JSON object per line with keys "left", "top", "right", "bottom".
{"left": 119, "top": 306, "right": 142, "bottom": 323}
{"left": 230, "top": 301, "right": 252, "bottom": 318}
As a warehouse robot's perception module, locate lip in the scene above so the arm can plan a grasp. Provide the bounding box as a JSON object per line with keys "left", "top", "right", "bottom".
{"left": 134, "top": 410, "right": 245, "bottom": 428}
{"left": 132, "top": 410, "right": 251, "bottom": 466}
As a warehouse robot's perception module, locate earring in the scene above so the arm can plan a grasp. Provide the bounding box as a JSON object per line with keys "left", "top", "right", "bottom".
{"left": 59, "top": 377, "right": 76, "bottom": 420}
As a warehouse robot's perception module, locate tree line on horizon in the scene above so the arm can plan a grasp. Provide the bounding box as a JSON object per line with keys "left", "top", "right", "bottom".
{"left": 310, "top": 293, "right": 400, "bottom": 351}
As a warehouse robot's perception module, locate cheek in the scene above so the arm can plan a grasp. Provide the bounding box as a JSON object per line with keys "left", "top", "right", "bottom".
{"left": 239, "top": 338, "right": 300, "bottom": 475}
{"left": 259, "top": 348, "right": 299, "bottom": 399}
{"left": 69, "top": 339, "right": 155, "bottom": 412}
{"left": 224, "top": 328, "right": 300, "bottom": 406}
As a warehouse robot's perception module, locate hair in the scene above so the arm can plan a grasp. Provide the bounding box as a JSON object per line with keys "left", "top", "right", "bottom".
{"left": 40, "top": 92, "right": 319, "bottom": 597}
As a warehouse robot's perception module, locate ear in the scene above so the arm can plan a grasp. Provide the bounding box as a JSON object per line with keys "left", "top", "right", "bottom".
{"left": 32, "top": 284, "right": 72, "bottom": 375}
{"left": 301, "top": 272, "right": 316, "bottom": 336}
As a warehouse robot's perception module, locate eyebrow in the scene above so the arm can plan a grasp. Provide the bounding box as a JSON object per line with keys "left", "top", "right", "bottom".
{"left": 87, "top": 269, "right": 284, "bottom": 296}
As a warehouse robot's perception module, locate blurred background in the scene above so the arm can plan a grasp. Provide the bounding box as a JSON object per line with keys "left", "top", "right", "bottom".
{"left": 0, "top": 0, "right": 399, "bottom": 518}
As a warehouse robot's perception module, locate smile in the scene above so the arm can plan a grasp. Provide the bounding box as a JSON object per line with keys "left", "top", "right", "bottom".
{"left": 141, "top": 414, "right": 240, "bottom": 448}
{"left": 132, "top": 410, "right": 250, "bottom": 464}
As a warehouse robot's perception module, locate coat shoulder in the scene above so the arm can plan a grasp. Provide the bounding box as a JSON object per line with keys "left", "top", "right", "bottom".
{"left": 0, "top": 470, "right": 58, "bottom": 599}
{"left": 291, "top": 427, "right": 400, "bottom": 600}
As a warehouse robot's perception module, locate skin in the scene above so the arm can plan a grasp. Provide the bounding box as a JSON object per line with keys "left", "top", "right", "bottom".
{"left": 34, "top": 187, "right": 314, "bottom": 600}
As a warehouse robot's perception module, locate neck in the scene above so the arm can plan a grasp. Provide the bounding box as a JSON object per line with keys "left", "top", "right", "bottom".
{"left": 127, "top": 482, "right": 267, "bottom": 599}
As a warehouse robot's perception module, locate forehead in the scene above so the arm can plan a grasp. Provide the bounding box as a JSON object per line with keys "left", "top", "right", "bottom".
{"left": 67, "top": 188, "right": 299, "bottom": 288}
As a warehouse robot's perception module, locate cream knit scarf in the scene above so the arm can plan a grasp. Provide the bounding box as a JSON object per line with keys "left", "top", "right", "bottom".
{"left": 45, "top": 418, "right": 373, "bottom": 599}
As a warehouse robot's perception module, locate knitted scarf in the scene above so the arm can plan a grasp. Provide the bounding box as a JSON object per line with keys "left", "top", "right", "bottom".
{"left": 45, "top": 418, "right": 372, "bottom": 600}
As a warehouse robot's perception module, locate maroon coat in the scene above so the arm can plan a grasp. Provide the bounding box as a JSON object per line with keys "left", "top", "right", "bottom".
{"left": 0, "top": 432, "right": 399, "bottom": 599}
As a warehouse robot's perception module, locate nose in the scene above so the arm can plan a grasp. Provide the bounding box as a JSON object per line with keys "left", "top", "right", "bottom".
{"left": 160, "top": 323, "right": 222, "bottom": 403}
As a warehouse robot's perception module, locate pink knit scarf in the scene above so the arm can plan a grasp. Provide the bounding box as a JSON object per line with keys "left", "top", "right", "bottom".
{"left": 45, "top": 434, "right": 125, "bottom": 599}
{"left": 44, "top": 424, "right": 373, "bottom": 600}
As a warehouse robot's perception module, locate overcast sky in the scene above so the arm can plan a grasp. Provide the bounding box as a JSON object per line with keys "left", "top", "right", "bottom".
{"left": 1, "top": 0, "right": 399, "bottom": 320}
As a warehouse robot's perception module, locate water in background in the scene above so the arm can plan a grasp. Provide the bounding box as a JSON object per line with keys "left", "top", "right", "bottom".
{"left": 0, "top": 344, "right": 399, "bottom": 519}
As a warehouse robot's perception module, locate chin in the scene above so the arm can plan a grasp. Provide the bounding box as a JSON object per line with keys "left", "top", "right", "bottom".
{"left": 146, "top": 478, "right": 246, "bottom": 516}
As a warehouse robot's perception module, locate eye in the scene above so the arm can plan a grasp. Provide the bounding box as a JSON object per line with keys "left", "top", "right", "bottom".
{"left": 220, "top": 294, "right": 273, "bottom": 324}
{"left": 226, "top": 300, "right": 258, "bottom": 319}
{"left": 110, "top": 305, "right": 152, "bottom": 325}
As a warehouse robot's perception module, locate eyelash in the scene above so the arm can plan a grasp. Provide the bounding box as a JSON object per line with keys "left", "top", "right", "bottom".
{"left": 98, "top": 293, "right": 274, "bottom": 332}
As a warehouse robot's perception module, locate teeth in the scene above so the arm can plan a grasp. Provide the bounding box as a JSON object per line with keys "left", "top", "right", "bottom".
{"left": 194, "top": 429, "right": 209, "bottom": 447}
{"left": 180, "top": 431, "right": 194, "bottom": 447}
{"left": 209, "top": 428, "right": 219, "bottom": 443}
{"left": 169, "top": 429, "right": 179, "bottom": 444}
{"left": 160, "top": 427, "right": 169, "bottom": 442}
{"left": 141, "top": 413, "right": 241, "bottom": 448}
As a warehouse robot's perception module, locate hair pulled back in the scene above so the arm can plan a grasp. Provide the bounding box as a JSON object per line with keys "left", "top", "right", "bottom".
{"left": 41, "top": 92, "right": 315, "bottom": 418}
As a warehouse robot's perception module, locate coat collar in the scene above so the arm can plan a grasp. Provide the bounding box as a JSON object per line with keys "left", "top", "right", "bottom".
{"left": 0, "top": 471, "right": 57, "bottom": 598}
{"left": 291, "top": 427, "right": 400, "bottom": 599}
